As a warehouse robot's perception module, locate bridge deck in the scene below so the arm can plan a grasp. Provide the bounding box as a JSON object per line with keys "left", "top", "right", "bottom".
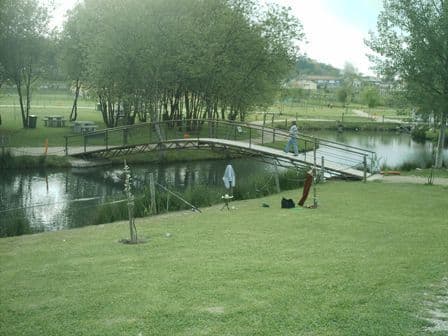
{"left": 70, "top": 137, "right": 366, "bottom": 179}
{"left": 194, "top": 138, "right": 366, "bottom": 179}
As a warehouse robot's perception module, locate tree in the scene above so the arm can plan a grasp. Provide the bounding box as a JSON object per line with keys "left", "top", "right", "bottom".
{"left": 0, "top": 62, "right": 5, "bottom": 125}
{"left": 360, "top": 85, "right": 381, "bottom": 109}
{"left": 340, "top": 62, "right": 360, "bottom": 104}
{"left": 366, "top": 0, "right": 448, "bottom": 167}
{"left": 59, "top": 5, "right": 88, "bottom": 122}
{"left": 0, "top": 0, "right": 50, "bottom": 128}
{"left": 62, "top": 0, "right": 303, "bottom": 127}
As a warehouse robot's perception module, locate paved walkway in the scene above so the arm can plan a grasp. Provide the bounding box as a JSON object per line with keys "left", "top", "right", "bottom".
{"left": 352, "top": 109, "right": 405, "bottom": 123}
{"left": 368, "top": 174, "right": 448, "bottom": 186}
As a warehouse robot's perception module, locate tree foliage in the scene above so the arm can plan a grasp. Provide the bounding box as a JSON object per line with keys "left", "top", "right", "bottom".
{"left": 366, "top": 0, "right": 448, "bottom": 167}
{"left": 360, "top": 85, "right": 381, "bottom": 109}
{"left": 0, "top": 0, "right": 50, "bottom": 127}
{"left": 62, "top": 0, "right": 303, "bottom": 127}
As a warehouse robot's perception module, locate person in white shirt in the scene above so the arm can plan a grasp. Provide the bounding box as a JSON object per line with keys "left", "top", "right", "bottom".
{"left": 284, "top": 121, "right": 298, "bottom": 156}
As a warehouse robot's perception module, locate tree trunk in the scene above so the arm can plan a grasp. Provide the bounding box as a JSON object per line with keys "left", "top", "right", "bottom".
{"left": 434, "top": 111, "right": 446, "bottom": 168}
{"left": 69, "top": 78, "right": 81, "bottom": 122}
{"left": 0, "top": 82, "right": 2, "bottom": 125}
{"left": 16, "top": 81, "right": 27, "bottom": 128}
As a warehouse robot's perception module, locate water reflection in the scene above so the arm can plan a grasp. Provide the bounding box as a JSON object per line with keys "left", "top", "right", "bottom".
{"left": 312, "top": 130, "right": 447, "bottom": 168}
{"left": 0, "top": 159, "right": 276, "bottom": 235}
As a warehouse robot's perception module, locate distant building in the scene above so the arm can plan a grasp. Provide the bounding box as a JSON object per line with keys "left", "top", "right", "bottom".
{"left": 303, "top": 75, "right": 342, "bottom": 89}
{"left": 288, "top": 79, "right": 317, "bottom": 90}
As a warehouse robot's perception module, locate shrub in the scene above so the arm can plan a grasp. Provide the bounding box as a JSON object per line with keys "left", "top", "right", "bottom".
{"left": 410, "top": 125, "right": 429, "bottom": 143}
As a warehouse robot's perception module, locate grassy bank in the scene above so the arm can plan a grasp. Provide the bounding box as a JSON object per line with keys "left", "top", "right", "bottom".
{"left": 0, "top": 149, "right": 241, "bottom": 169}
{"left": 0, "top": 151, "right": 71, "bottom": 169}
{"left": 275, "top": 119, "right": 403, "bottom": 132}
{"left": 1, "top": 90, "right": 409, "bottom": 148}
{"left": 1, "top": 181, "right": 447, "bottom": 335}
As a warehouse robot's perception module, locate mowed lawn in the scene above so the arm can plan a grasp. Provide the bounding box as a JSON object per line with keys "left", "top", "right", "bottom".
{"left": 0, "top": 90, "right": 100, "bottom": 147}
{"left": 0, "top": 181, "right": 447, "bottom": 335}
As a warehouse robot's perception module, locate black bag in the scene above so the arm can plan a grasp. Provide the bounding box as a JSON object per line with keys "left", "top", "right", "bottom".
{"left": 281, "top": 197, "right": 295, "bottom": 209}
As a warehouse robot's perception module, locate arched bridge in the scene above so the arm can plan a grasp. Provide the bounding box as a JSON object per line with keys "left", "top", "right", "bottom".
{"left": 64, "top": 119, "right": 376, "bottom": 180}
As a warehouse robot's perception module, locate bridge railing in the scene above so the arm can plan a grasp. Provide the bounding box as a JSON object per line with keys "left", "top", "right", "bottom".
{"left": 65, "top": 118, "right": 376, "bottom": 174}
{"left": 64, "top": 119, "right": 260, "bottom": 154}
{"left": 240, "top": 121, "right": 376, "bottom": 173}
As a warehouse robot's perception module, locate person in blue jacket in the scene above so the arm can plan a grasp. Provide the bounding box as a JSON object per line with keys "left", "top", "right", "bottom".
{"left": 284, "top": 120, "right": 299, "bottom": 156}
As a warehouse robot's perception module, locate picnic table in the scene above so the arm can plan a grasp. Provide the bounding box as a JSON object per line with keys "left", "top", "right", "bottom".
{"left": 73, "top": 121, "right": 98, "bottom": 134}
{"left": 44, "top": 116, "right": 66, "bottom": 127}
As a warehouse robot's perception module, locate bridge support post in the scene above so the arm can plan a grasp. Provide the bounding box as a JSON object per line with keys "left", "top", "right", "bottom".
{"left": 123, "top": 128, "right": 128, "bottom": 145}
{"left": 320, "top": 156, "right": 325, "bottom": 182}
{"left": 149, "top": 172, "right": 157, "bottom": 214}
{"left": 363, "top": 155, "right": 367, "bottom": 183}
{"left": 274, "top": 163, "right": 280, "bottom": 193}
{"left": 249, "top": 128, "right": 252, "bottom": 148}
{"left": 313, "top": 139, "right": 318, "bottom": 208}
{"left": 261, "top": 125, "right": 264, "bottom": 145}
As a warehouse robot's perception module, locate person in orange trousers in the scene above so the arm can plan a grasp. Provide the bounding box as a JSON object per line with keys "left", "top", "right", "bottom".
{"left": 298, "top": 169, "right": 314, "bottom": 206}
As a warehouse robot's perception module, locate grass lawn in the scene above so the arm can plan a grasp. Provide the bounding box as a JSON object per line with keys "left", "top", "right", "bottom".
{"left": 259, "top": 102, "right": 407, "bottom": 122}
{"left": 1, "top": 181, "right": 447, "bottom": 335}
{"left": 0, "top": 90, "right": 101, "bottom": 147}
{"left": 1, "top": 90, "right": 409, "bottom": 147}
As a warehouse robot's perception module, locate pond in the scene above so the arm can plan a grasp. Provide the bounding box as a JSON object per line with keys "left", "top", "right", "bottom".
{"left": 1, "top": 131, "right": 445, "bottom": 237}
{"left": 0, "top": 158, "right": 281, "bottom": 236}
{"left": 311, "top": 130, "right": 448, "bottom": 168}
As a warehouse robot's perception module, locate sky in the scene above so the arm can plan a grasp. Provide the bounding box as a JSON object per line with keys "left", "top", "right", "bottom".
{"left": 271, "top": 0, "right": 382, "bottom": 75}
{"left": 48, "top": 0, "right": 382, "bottom": 76}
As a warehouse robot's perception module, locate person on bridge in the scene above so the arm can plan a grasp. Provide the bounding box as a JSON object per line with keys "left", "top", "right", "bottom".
{"left": 284, "top": 120, "right": 299, "bottom": 156}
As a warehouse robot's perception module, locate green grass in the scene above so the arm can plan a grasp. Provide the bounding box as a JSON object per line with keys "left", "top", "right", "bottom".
{"left": 259, "top": 102, "right": 407, "bottom": 121}
{"left": 1, "top": 90, "right": 261, "bottom": 147}
{"left": 0, "top": 90, "right": 101, "bottom": 146}
{"left": 1, "top": 90, "right": 409, "bottom": 147}
{"left": 0, "top": 151, "right": 71, "bottom": 169}
{"left": 1, "top": 181, "right": 447, "bottom": 335}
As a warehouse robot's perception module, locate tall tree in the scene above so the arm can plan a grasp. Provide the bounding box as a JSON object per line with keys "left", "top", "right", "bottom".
{"left": 366, "top": 0, "right": 448, "bottom": 167}
{"left": 360, "top": 85, "right": 381, "bottom": 110}
{"left": 0, "top": 0, "right": 50, "bottom": 128}
{"left": 59, "top": 5, "right": 88, "bottom": 122}
{"left": 62, "top": 0, "right": 302, "bottom": 127}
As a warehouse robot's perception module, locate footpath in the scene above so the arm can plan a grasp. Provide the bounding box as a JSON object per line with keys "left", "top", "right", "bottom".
{"left": 368, "top": 174, "right": 448, "bottom": 186}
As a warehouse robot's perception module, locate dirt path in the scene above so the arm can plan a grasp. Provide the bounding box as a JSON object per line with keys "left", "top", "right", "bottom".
{"left": 352, "top": 109, "right": 404, "bottom": 123}
{"left": 368, "top": 174, "right": 448, "bottom": 186}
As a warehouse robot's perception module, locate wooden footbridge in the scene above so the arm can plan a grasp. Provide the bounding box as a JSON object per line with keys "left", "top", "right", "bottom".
{"left": 64, "top": 119, "right": 376, "bottom": 180}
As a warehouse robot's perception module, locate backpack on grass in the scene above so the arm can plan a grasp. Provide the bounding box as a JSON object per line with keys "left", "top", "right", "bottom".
{"left": 281, "top": 197, "right": 295, "bottom": 209}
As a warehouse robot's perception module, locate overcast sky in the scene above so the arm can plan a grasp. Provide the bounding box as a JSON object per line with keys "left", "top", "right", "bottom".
{"left": 272, "top": 0, "right": 382, "bottom": 75}
{"left": 49, "top": 0, "right": 382, "bottom": 76}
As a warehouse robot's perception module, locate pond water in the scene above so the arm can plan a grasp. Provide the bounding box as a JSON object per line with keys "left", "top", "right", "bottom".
{"left": 1, "top": 131, "right": 446, "bottom": 236}
{"left": 311, "top": 130, "right": 448, "bottom": 168}
{"left": 0, "top": 158, "right": 278, "bottom": 236}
